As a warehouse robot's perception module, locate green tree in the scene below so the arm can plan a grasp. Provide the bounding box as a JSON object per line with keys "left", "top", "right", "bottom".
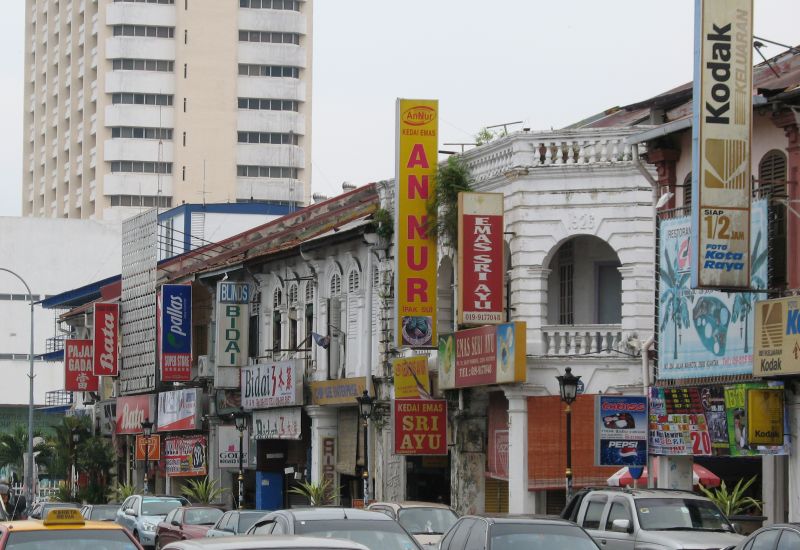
{"left": 77, "top": 434, "right": 117, "bottom": 503}
{"left": 698, "top": 476, "right": 762, "bottom": 516}
{"left": 475, "top": 127, "right": 496, "bottom": 146}
{"left": 40, "top": 416, "right": 91, "bottom": 481}
{"left": 0, "top": 425, "right": 49, "bottom": 478}
{"left": 425, "top": 156, "right": 473, "bottom": 250}
{"left": 659, "top": 247, "right": 693, "bottom": 360}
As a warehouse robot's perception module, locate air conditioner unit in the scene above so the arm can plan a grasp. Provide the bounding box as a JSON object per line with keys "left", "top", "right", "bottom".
{"left": 198, "top": 355, "right": 214, "bottom": 378}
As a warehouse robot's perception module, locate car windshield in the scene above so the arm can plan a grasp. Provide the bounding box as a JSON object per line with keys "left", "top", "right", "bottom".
{"left": 6, "top": 529, "right": 137, "bottom": 549}
{"left": 184, "top": 508, "right": 224, "bottom": 525}
{"left": 397, "top": 508, "right": 458, "bottom": 535}
{"left": 489, "top": 523, "right": 599, "bottom": 550}
{"left": 238, "top": 512, "right": 266, "bottom": 532}
{"left": 91, "top": 507, "right": 120, "bottom": 521}
{"left": 141, "top": 498, "right": 185, "bottom": 516}
{"left": 296, "top": 518, "right": 421, "bottom": 550}
{"left": 635, "top": 498, "right": 734, "bottom": 531}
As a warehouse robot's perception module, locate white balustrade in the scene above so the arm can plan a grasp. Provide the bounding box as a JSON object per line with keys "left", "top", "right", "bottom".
{"left": 541, "top": 324, "right": 625, "bottom": 356}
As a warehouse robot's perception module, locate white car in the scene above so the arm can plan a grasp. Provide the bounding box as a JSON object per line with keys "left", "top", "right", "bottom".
{"left": 163, "top": 534, "right": 371, "bottom": 550}
{"left": 367, "top": 501, "right": 458, "bottom": 549}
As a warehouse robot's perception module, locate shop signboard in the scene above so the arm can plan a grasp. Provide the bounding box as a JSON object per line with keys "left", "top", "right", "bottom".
{"left": 648, "top": 387, "right": 711, "bottom": 456}
{"left": 690, "top": 0, "right": 753, "bottom": 289}
{"left": 724, "top": 382, "right": 787, "bottom": 455}
{"left": 754, "top": 295, "right": 800, "bottom": 376}
{"left": 135, "top": 434, "right": 161, "bottom": 461}
{"left": 458, "top": 192, "right": 505, "bottom": 325}
{"left": 116, "top": 394, "right": 154, "bottom": 435}
{"left": 658, "top": 203, "right": 767, "bottom": 379}
{"left": 438, "top": 322, "right": 526, "bottom": 390}
{"left": 64, "top": 339, "right": 98, "bottom": 392}
{"left": 93, "top": 303, "right": 119, "bottom": 377}
{"left": 393, "top": 399, "right": 447, "bottom": 455}
{"left": 310, "top": 377, "right": 366, "bottom": 406}
{"left": 746, "top": 388, "right": 784, "bottom": 446}
{"left": 241, "top": 360, "right": 303, "bottom": 410}
{"left": 160, "top": 284, "right": 192, "bottom": 381}
{"left": 595, "top": 396, "right": 648, "bottom": 467}
{"left": 215, "top": 282, "right": 251, "bottom": 367}
{"left": 164, "top": 434, "right": 207, "bottom": 477}
{"left": 392, "top": 356, "right": 430, "bottom": 399}
{"left": 218, "top": 425, "right": 249, "bottom": 468}
{"left": 252, "top": 407, "right": 302, "bottom": 440}
{"left": 157, "top": 388, "right": 202, "bottom": 432}
{"left": 395, "top": 98, "right": 438, "bottom": 348}
{"left": 215, "top": 389, "right": 242, "bottom": 416}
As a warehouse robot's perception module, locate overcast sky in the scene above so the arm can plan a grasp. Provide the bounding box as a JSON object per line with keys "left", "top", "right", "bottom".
{"left": 0, "top": 1, "right": 797, "bottom": 216}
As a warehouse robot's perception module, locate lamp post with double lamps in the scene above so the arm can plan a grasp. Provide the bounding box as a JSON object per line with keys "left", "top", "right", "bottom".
{"left": 233, "top": 409, "right": 248, "bottom": 509}
{"left": 356, "top": 390, "right": 374, "bottom": 504}
{"left": 141, "top": 418, "right": 154, "bottom": 495}
{"left": 556, "top": 367, "right": 581, "bottom": 501}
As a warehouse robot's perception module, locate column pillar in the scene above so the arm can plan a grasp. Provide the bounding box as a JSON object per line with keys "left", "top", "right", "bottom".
{"left": 646, "top": 148, "right": 680, "bottom": 210}
{"left": 513, "top": 267, "right": 550, "bottom": 355}
{"left": 503, "top": 386, "right": 535, "bottom": 514}
{"left": 787, "top": 391, "right": 800, "bottom": 521}
{"left": 306, "top": 405, "right": 338, "bottom": 494}
{"left": 762, "top": 454, "right": 788, "bottom": 524}
{"left": 656, "top": 456, "right": 693, "bottom": 491}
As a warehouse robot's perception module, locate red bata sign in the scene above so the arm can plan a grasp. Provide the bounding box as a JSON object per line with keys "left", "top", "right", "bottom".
{"left": 458, "top": 192, "right": 504, "bottom": 325}
{"left": 116, "top": 394, "right": 154, "bottom": 435}
{"left": 393, "top": 399, "right": 447, "bottom": 455}
{"left": 93, "top": 303, "right": 119, "bottom": 377}
{"left": 65, "top": 339, "right": 98, "bottom": 392}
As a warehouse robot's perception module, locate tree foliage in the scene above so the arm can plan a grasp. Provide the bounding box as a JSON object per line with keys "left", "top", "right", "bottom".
{"left": 698, "top": 476, "right": 763, "bottom": 516}
{"left": 0, "top": 425, "right": 49, "bottom": 477}
{"left": 425, "top": 156, "right": 473, "bottom": 250}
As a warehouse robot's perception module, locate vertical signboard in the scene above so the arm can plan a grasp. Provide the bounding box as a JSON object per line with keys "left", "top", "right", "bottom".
{"left": 218, "top": 425, "right": 249, "bottom": 468}
{"left": 392, "top": 356, "right": 430, "bottom": 399}
{"left": 395, "top": 98, "right": 438, "bottom": 347}
{"left": 135, "top": 435, "right": 161, "bottom": 461}
{"left": 65, "top": 339, "right": 98, "bottom": 392}
{"left": 754, "top": 295, "right": 800, "bottom": 376}
{"left": 215, "top": 282, "right": 251, "bottom": 367}
{"left": 393, "top": 399, "right": 447, "bottom": 455}
{"left": 160, "top": 284, "right": 192, "bottom": 381}
{"left": 458, "top": 192, "right": 504, "bottom": 325}
{"left": 93, "top": 303, "right": 119, "bottom": 377}
{"left": 595, "top": 396, "right": 648, "bottom": 467}
{"left": 691, "top": 0, "right": 754, "bottom": 289}
{"left": 746, "top": 388, "right": 784, "bottom": 446}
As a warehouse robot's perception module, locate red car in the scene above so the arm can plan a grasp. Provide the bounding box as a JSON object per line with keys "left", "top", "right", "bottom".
{"left": 154, "top": 506, "right": 224, "bottom": 549}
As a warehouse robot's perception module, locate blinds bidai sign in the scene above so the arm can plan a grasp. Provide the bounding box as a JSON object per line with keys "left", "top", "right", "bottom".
{"left": 215, "top": 281, "right": 251, "bottom": 367}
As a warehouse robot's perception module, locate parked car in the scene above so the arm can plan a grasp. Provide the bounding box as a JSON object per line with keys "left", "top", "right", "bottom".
{"left": 205, "top": 510, "right": 266, "bottom": 537}
{"left": 723, "top": 523, "right": 800, "bottom": 550}
{"left": 439, "top": 515, "right": 599, "bottom": 550}
{"left": 562, "top": 487, "right": 744, "bottom": 550}
{"left": 156, "top": 507, "right": 225, "bottom": 549}
{"left": 163, "top": 534, "right": 370, "bottom": 550}
{"left": 81, "top": 503, "right": 121, "bottom": 522}
{"left": 246, "top": 508, "right": 424, "bottom": 550}
{"left": 27, "top": 500, "right": 81, "bottom": 520}
{"left": 116, "top": 494, "right": 190, "bottom": 548}
{"left": 367, "top": 501, "right": 458, "bottom": 548}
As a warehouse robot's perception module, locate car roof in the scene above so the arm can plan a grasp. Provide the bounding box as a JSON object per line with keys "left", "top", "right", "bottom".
{"left": 162, "top": 534, "right": 371, "bottom": 550}
{"left": 369, "top": 502, "right": 453, "bottom": 511}
{"left": 0, "top": 519, "right": 129, "bottom": 532}
{"left": 580, "top": 488, "right": 702, "bottom": 498}
{"left": 277, "top": 508, "right": 395, "bottom": 521}
{"left": 460, "top": 515, "right": 576, "bottom": 526}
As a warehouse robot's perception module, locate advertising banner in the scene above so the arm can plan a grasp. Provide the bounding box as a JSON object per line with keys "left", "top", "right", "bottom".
{"left": 135, "top": 435, "right": 161, "bottom": 461}
{"left": 649, "top": 387, "right": 712, "bottom": 456}
{"left": 438, "top": 322, "right": 526, "bottom": 390}
{"left": 392, "top": 356, "right": 430, "bottom": 399}
{"left": 310, "top": 377, "right": 366, "bottom": 406}
{"left": 458, "top": 192, "right": 504, "bottom": 325}
{"left": 658, "top": 203, "right": 767, "bottom": 379}
{"left": 252, "top": 407, "right": 302, "bottom": 440}
{"left": 93, "top": 303, "right": 119, "bottom": 377}
{"left": 691, "top": 0, "right": 754, "bottom": 289}
{"left": 754, "top": 295, "right": 800, "bottom": 376}
{"left": 215, "top": 282, "right": 250, "bottom": 367}
{"left": 160, "top": 284, "right": 192, "bottom": 381}
{"left": 724, "top": 382, "right": 788, "bottom": 455}
{"left": 393, "top": 399, "right": 447, "bottom": 455}
{"left": 116, "top": 394, "right": 154, "bottom": 435}
{"left": 218, "top": 425, "right": 249, "bottom": 468}
{"left": 164, "top": 435, "right": 207, "bottom": 477}
{"left": 157, "top": 388, "right": 201, "bottom": 432}
{"left": 395, "top": 98, "right": 438, "bottom": 347}
{"left": 746, "top": 388, "right": 784, "bottom": 446}
{"left": 64, "top": 339, "right": 98, "bottom": 392}
{"left": 241, "top": 361, "right": 303, "bottom": 410}
{"left": 595, "top": 396, "right": 648, "bottom": 467}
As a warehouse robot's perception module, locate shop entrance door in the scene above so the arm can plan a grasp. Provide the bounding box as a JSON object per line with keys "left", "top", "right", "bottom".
{"left": 405, "top": 454, "right": 450, "bottom": 504}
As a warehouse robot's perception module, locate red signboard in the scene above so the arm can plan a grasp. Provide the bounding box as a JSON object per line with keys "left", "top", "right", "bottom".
{"left": 116, "top": 394, "right": 154, "bottom": 435}
{"left": 65, "top": 339, "right": 98, "bottom": 392}
{"left": 393, "top": 399, "right": 447, "bottom": 455}
{"left": 458, "top": 192, "right": 504, "bottom": 325}
{"left": 164, "top": 435, "right": 207, "bottom": 477}
{"left": 93, "top": 303, "right": 119, "bottom": 377}
{"left": 135, "top": 435, "right": 161, "bottom": 461}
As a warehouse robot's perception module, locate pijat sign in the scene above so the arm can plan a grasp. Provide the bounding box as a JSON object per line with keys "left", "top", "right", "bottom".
{"left": 160, "top": 284, "right": 192, "bottom": 381}
{"left": 216, "top": 281, "right": 251, "bottom": 367}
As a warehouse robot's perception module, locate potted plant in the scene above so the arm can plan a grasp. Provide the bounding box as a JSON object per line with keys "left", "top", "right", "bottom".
{"left": 698, "top": 476, "right": 765, "bottom": 535}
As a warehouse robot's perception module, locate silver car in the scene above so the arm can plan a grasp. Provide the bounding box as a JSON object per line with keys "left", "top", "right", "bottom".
{"left": 163, "top": 534, "right": 371, "bottom": 550}
{"left": 724, "top": 523, "right": 800, "bottom": 550}
{"left": 206, "top": 510, "right": 266, "bottom": 537}
{"left": 116, "top": 494, "right": 189, "bottom": 548}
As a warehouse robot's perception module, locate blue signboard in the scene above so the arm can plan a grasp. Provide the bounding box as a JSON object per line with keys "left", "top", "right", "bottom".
{"left": 160, "top": 284, "right": 192, "bottom": 380}
{"left": 595, "top": 395, "right": 648, "bottom": 467}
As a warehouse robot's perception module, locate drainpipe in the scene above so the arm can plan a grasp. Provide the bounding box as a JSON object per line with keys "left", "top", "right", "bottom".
{"left": 641, "top": 336, "right": 654, "bottom": 392}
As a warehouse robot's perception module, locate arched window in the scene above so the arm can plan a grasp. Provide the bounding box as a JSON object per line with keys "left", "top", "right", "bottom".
{"left": 329, "top": 273, "right": 341, "bottom": 296}
{"left": 682, "top": 172, "right": 692, "bottom": 209}
{"left": 288, "top": 284, "right": 298, "bottom": 305}
{"left": 759, "top": 150, "right": 787, "bottom": 190}
{"left": 347, "top": 269, "right": 360, "bottom": 293}
{"left": 273, "top": 286, "right": 283, "bottom": 307}
{"left": 759, "top": 150, "right": 788, "bottom": 289}
{"left": 305, "top": 281, "right": 315, "bottom": 303}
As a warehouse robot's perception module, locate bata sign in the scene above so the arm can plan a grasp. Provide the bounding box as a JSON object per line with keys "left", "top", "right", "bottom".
{"left": 241, "top": 361, "right": 302, "bottom": 410}
{"left": 93, "top": 303, "right": 119, "bottom": 376}
{"left": 64, "top": 339, "right": 98, "bottom": 392}
{"left": 393, "top": 399, "right": 447, "bottom": 455}
{"left": 215, "top": 282, "right": 250, "bottom": 367}
{"left": 116, "top": 395, "right": 154, "bottom": 435}
{"left": 458, "top": 192, "right": 504, "bottom": 324}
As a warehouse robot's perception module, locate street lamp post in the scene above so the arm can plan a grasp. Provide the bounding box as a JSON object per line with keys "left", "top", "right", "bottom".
{"left": 0, "top": 268, "right": 36, "bottom": 509}
{"left": 71, "top": 428, "right": 81, "bottom": 500}
{"left": 556, "top": 367, "right": 581, "bottom": 501}
{"left": 356, "top": 390, "right": 374, "bottom": 504}
{"left": 141, "top": 418, "right": 153, "bottom": 495}
{"left": 233, "top": 410, "right": 247, "bottom": 510}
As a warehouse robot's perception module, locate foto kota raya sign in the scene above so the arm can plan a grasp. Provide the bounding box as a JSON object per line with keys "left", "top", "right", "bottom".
{"left": 65, "top": 339, "right": 98, "bottom": 392}
{"left": 458, "top": 192, "right": 504, "bottom": 325}
{"left": 691, "top": 0, "right": 753, "bottom": 289}
{"left": 754, "top": 295, "right": 800, "bottom": 376}
{"left": 393, "top": 399, "right": 447, "bottom": 455}
{"left": 93, "top": 303, "right": 119, "bottom": 377}
{"left": 160, "top": 284, "right": 192, "bottom": 381}
{"left": 215, "top": 281, "right": 250, "bottom": 367}
{"left": 395, "top": 98, "right": 438, "bottom": 347}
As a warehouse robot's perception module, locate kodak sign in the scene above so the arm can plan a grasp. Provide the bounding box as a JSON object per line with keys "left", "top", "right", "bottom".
{"left": 393, "top": 398, "right": 447, "bottom": 456}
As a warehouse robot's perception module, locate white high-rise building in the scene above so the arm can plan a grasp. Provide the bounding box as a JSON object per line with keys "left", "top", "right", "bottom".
{"left": 22, "top": 0, "right": 312, "bottom": 221}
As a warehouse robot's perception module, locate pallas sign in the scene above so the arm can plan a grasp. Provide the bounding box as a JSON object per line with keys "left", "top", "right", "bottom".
{"left": 93, "top": 303, "right": 119, "bottom": 376}
{"left": 393, "top": 399, "right": 447, "bottom": 455}
{"left": 458, "top": 192, "right": 504, "bottom": 325}
{"left": 395, "top": 98, "right": 438, "bottom": 347}
{"left": 65, "top": 339, "right": 98, "bottom": 392}
{"left": 160, "top": 284, "right": 192, "bottom": 381}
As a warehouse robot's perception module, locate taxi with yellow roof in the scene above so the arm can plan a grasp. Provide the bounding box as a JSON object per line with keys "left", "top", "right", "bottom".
{"left": 0, "top": 507, "right": 143, "bottom": 549}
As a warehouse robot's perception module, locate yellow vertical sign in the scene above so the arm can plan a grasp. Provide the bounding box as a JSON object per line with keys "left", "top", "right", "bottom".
{"left": 746, "top": 388, "right": 784, "bottom": 446}
{"left": 395, "top": 99, "right": 438, "bottom": 347}
{"left": 392, "top": 356, "right": 430, "bottom": 399}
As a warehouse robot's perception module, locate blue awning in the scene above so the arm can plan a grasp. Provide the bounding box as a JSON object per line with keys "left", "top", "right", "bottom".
{"left": 39, "top": 275, "right": 120, "bottom": 309}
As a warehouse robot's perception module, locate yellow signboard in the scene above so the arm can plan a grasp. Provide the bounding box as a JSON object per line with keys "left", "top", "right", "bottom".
{"left": 395, "top": 98, "right": 438, "bottom": 347}
{"left": 392, "top": 356, "right": 430, "bottom": 399}
{"left": 754, "top": 296, "right": 800, "bottom": 376}
{"left": 310, "top": 377, "right": 366, "bottom": 406}
{"left": 746, "top": 388, "right": 784, "bottom": 446}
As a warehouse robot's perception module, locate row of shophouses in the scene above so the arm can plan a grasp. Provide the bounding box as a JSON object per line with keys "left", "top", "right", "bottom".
{"left": 46, "top": 45, "right": 800, "bottom": 520}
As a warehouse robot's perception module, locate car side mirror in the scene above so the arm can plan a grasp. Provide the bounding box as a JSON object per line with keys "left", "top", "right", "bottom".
{"left": 125, "top": 509, "right": 136, "bottom": 517}
{"left": 223, "top": 527, "right": 235, "bottom": 533}
{"left": 171, "top": 520, "right": 180, "bottom": 527}
{"left": 611, "top": 519, "right": 632, "bottom": 533}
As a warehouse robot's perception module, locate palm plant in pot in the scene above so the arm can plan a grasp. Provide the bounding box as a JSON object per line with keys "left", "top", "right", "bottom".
{"left": 698, "top": 475, "right": 764, "bottom": 535}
